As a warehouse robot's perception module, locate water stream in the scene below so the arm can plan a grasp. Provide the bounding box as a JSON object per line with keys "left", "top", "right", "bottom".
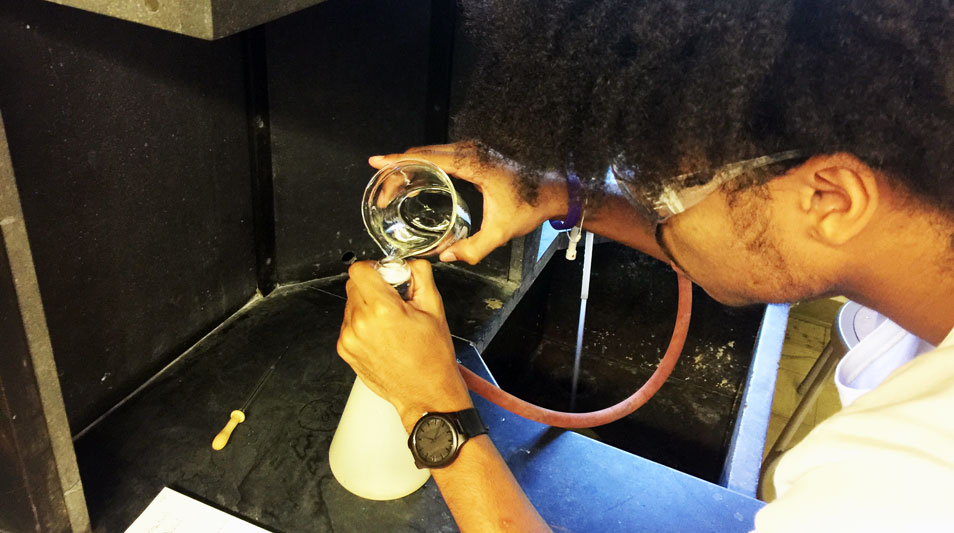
{"left": 570, "top": 231, "right": 595, "bottom": 410}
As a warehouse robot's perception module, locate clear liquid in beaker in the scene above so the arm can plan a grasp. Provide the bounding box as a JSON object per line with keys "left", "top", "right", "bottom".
{"left": 363, "top": 160, "right": 470, "bottom": 260}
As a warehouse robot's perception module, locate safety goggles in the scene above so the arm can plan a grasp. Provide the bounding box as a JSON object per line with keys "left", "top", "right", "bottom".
{"left": 611, "top": 150, "right": 807, "bottom": 223}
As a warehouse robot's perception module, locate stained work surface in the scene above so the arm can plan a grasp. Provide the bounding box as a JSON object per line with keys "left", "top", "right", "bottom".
{"left": 482, "top": 242, "right": 765, "bottom": 482}
{"left": 73, "top": 269, "right": 512, "bottom": 532}
{"left": 74, "top": 267, "right": 764, "bottom": 532}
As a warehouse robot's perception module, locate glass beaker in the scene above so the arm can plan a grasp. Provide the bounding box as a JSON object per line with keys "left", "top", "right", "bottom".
{"left": 361, "top": 159, "right": 471, "bottom": 261}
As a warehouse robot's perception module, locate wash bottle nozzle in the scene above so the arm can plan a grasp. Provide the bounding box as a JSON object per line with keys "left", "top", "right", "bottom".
{"left": 374, "top": 258, "right": 412, "bottom": 299}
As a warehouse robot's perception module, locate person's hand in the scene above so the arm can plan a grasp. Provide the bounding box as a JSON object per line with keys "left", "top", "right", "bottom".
{"left": 337, "top": 259, "right": 472, "bottom": 429}
{"left": 369, "top": 141, "right": 568, "bottom": 265}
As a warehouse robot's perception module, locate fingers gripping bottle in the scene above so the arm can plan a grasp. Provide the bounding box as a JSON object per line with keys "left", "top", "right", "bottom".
{"left": 329, "top": 159, "right": 470, "bottom": 500}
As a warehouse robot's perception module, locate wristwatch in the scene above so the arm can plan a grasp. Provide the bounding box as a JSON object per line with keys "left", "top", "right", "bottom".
{"left": 407, "top": 408, "right": 488, "bottom": 469}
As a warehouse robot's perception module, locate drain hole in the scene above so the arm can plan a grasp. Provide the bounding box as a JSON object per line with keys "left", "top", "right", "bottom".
{"left": 341, "top": 251, "right": 357, "bottom": 265}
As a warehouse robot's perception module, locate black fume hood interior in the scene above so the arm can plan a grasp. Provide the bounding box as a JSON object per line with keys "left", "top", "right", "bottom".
{"left": 0, "top": 1, "right": 786, "bottom": 531}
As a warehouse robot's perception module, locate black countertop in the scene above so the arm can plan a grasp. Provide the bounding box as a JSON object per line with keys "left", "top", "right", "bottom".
{"left": 74, "top": 266, "right": 766, "bottom": 532}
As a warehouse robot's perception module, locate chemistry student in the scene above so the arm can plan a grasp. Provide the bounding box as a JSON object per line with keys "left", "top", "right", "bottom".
{"left": 337, "top": 1, "right": 954, "bottom": 531}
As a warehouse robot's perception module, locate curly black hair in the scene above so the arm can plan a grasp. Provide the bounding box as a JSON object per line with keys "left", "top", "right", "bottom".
{"left": 451, "top": 0, "right": 954, "bottom": 212}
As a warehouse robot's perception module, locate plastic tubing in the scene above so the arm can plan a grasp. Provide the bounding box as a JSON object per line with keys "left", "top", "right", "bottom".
{"left": 458, "top": 270, "right": 692, "bottom": 429}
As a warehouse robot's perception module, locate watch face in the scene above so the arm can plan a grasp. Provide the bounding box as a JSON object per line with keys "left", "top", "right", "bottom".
{"left": 413, "top": 415, "right": 459, "bottom": 467}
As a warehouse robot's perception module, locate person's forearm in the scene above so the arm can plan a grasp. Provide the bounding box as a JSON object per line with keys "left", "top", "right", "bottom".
{"left": 398, "top": 390, "right": 549, "bottom": 532}
{"left": 430, "top": 436, "right": 550, "bottom": 532}
{"left": 582, "top": 182, "right": 667, "bottom": 262}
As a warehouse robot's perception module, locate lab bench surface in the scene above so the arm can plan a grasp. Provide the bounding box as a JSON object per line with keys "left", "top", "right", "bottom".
{"left": 74, "top": 269, "right": 765, "bottom": 532}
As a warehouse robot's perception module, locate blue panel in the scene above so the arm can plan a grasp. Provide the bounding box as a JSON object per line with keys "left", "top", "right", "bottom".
{"left": 459, "top": 342, "right": 765, "bottom": 532}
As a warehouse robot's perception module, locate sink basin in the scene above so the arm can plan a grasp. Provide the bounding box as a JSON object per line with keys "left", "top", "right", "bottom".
{"left": 479, "top": 242, "right": 783, "bottom": 488}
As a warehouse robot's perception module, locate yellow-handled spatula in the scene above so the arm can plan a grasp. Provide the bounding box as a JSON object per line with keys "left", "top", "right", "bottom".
{"left": 212, "top": 347, "right": 287, "bottom": 450}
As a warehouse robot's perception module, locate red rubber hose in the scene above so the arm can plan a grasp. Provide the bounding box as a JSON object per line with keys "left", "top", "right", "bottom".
{"left": 459, "top": 270, "right": 692, "bottom": 429}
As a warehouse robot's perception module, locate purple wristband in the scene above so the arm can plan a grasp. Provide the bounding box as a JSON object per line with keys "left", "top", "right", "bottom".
{"left": 549, "top": 170, "right": 583, "bottom": 230}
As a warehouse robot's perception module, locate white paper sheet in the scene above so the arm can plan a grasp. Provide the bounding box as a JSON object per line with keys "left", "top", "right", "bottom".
{"left": 126, "top": 487, "right": 270, "bottom": 533}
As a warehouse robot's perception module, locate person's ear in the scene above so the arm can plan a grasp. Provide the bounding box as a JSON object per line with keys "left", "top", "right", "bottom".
{"left": 799, "top": 155, "right": 879, "bottom": 246}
